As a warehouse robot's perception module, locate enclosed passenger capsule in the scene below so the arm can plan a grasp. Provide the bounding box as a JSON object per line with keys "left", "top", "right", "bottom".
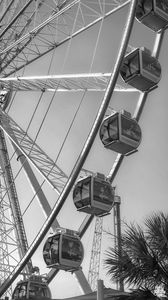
{"left": 136, "top": 0, "right": 168, "bottom": 32}
{"left": 120, "top": 47, "right": 161, "bottom": 91}
{"left": 73, "top": 173, "right": 114, "bottom": 216}
{"left": 99, "top": 111, "right": 142, "bottom": 155}
{"left": 12, "top": 275, "right": 51, "bottom": 300}
{"left": 43, "top": 228, "right": 84, "bottom": 271}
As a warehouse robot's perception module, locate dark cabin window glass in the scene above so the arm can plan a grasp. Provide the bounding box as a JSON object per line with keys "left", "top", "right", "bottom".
{"left": 19, "top": 285, "right": 27, "bottom": 298}
{"left": 73, "top": 179, "right": 91, "bottom": 208}
{"left": 43, "top": 238, "right": 53, "bottom": 265}
{"left": 42, "top": 286, "right": 51, "bottom": 298}
{"left": 125, "top": 53, "right": 140, "bottom": 79}
{"left": 73, "top": 182, "right": 83, "bottom": 203}
{"left": 13, "top": 287, "right": 19, "bottom": 299}
{"left": 136, "top": 0, "right": 145, "bottom": 19}
{"left": 120, "top": 52, "right": 140, "bottom": 80}
{"left": 29, "top": 283, "right": 39, "bottom": 298}
{"left": 100, "top": 115, "right": 118, "bottom": 144}
{"left": 142, "top": 51, "right": 161, "bottom": 78}
{"left": 29, "top": 283, "right": 41, "bottom": 298}
{"left": 107, "top": 116, "right": 119, "bottom": 141}
{"left": 93, "top": 180, "right": 113, "bottom": 205}
{"left": 29, "top": 283, "right": 49, "bottom": 298}
{"left": 143, "top": 0, "right": 153, "bottom": 14}
{"left": 121, "top": 116, "right": 141, "bottom": 142}
{"left": 50, "top": 236, "right": 59, "bottom": 264}
{"left": 136, "top": 0, "right": 153, "bottom": 19}
{"left": 41, "top": 286, "right": 51, "bottom": 298}
{"left": 14, "top": 283, "right": 27, "bottom": 299}
{"left": 61, "top": 236, "right": 83, "bottom": 262}
{"left": 81, "top": 180, "right": 90, "bottom": 205}
{"left": 156, "top": 0, "right": 168, "bottom": 13}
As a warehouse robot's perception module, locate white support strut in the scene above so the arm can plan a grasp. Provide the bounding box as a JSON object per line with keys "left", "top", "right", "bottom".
{"left": 0, "top": 73, "right": 136, "bottom": 92}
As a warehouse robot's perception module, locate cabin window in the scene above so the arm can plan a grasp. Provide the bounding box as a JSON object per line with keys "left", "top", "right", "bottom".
{"left": 126, "top": 53, "right": 140, "bottom": 78}
{"left": 43, "top": 238, "right": 53, "bottom": 265}
{"left": 73, "top": 179, "right": 91, "bottom": 208}
{"left": 100, "top": 115, "right": 119, "bottom": 145}
{"left": 14, "top": 284, "right": 27, "bottom": 298}
{"left": 156, "top": 0, "right": 168, "bottom": 13}
{"left": 50, "top": 236, "right": 59, "bottom": 264}
{"left": 121, "top": 116, "right": 141, "bottom": 142}
{"left": 29, "top": 283, "right": 49, "bottom": 298}
{"left": 62, "top": 236, "right": 83, "bottom": 262}
{"left": 142, "top": 51, "right": 161, "bottom": 78}
{"left": 93, "top": 180, "right": 113, "bottom": 205}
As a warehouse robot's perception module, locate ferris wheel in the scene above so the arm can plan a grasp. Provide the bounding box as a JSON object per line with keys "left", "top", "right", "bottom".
{"left": 0, "top": 0, "right": 167, "bottom": 298}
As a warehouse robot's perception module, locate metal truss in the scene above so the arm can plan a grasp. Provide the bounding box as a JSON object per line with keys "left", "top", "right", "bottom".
{"left": 0, "top": 128, "right": 32, "bottom": 296}
{"left": 13, "top": 145, "right": 60, "bottom": 231}
{"left": 0, "top": 0, "right": 68, "bottom": 53}
{"left": 88, "top": 217, "right": 103, "bottom": 291}
{"left": 0, "top": 180, "right": 16, "bottom": 297}
{"left": 0, "top": 0, "right": 130, "bottom": 77}
{"left": 0, "top": 171, "right": 15, "bottom": 298}
{"left": 0, "top": 109, "right": 68, "bottom": 194}
{"left": 0, "top": 73, "right": 135, "bottom": 92}
{"left": 0, "top": 106, "right": 120, "bottom": 206}
{"left": 113, "top": 196, "right": 123, "bottom": 290}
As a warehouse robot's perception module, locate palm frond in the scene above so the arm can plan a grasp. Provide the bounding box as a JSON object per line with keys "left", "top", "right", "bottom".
{"left": 104, "top": 213, "right": 168, "bottom": 292}
{"left": 145, "top": 212, "right": 168, "bottom": 259}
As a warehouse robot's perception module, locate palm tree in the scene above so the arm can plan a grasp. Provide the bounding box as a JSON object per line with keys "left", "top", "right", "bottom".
{"left": 117, "top": 289, "right": 159, "bottom": 300}
{"left": 104, "top": 212, "right": 168, "bottom": 296}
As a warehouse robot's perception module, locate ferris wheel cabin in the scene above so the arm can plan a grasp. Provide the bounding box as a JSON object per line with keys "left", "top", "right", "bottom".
{"left": 99, "top": 111, "right": 142, "bottom": 155}
{"left": 136, "top": 0, "right": 168, "bottom": 32}
{"left": 12, "top": 275, "right": 51, "bottom": 300}
{"left": 43, "top": 228, "right": 84, "bottom": 272}
{"left": 120, "top": 47, "right": 161, "bottom": 91}
{"left": 73, "top": 173, "right": 114, "bottom": 216}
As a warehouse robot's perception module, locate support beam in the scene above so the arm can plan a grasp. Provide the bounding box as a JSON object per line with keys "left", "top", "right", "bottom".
{"left": 0, "top": 109, "right": 68, "bottom": 194}
{"left": 13, "top": 145, "right": 60, "bottom": 231}
{"left": 0, "top": 0, "right": 130, "bottom": 76}
{"left": 0, "top": 73, "right": 136, "bottom": 92}
{"left": 74, "top": 269, "right": 92, "bottom": 294}
{"left": 0, "top": 129, "right": 33, "bottom": 274}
